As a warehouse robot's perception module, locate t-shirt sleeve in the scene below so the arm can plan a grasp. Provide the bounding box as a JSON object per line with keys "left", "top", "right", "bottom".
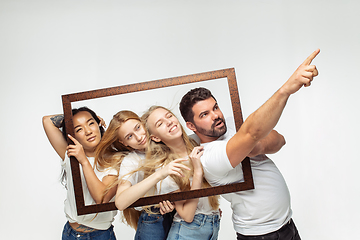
{"left": 102, "top": 167, "right": 118, "bottom": 177}
{"left": 201, "top": 140, "right": 234, "bottom": 178}
{"left": 157, "top": 175, "right": 179, "bottom": 195}
{"left": 119, "top": 154, "right": 143, "bottom": 186}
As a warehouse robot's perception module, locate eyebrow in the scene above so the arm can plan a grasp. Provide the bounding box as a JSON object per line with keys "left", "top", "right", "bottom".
{"left": 74, "top": 117, "right": 95, "bottom": 129}
{"left": 154, "top": 118, "right": 162, "bottom": 127}
{"left": 124, "top": 123, "right": 139, "bottom": 139}
{"left": 199, "top": 109, "right": 209, "bottom": 117}
{"left": 154, "top": 111, "right": 171, "bottom": 127}
{"left": 198, "top": 102, "right": 218, "bottom": 117}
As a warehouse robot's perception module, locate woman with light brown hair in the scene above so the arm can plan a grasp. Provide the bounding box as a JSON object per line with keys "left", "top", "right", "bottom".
{"left": 140, "top": 106, "right": 220, "bottom": 240}
{"left": 95, "top": 110, "right": 188, "bottom": 240}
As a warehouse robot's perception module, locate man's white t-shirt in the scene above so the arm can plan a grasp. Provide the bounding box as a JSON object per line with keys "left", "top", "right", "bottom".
{"left": 200, "top": 119, "right": 292, "bottom": 235}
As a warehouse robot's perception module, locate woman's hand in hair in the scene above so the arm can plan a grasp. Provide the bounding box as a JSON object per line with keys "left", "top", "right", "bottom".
{"left": 158, "top": 158, "right": 191, "bottom": 179}
{"left": 188, "top": 146, "right": 204, "bottom": 176}
{"left": 97, "top": 115, "right": 106, "bottom": 128}
{"left": 159, "top": 200, "right": 175, "bottom": 215}
{"left": 66, "top": 134, "right": 89, "bottom": 166}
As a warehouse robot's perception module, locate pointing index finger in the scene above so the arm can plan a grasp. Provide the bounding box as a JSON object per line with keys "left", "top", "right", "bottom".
{"left": 67, "top": 134, "right": 79, "bottom": 145}
{"left": 303, "top": 48, "right": 320, "bottom": 66}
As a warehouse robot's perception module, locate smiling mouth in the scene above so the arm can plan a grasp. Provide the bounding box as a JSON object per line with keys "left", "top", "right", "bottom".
{"left": 169, "top": 125, "right": 177, "bottom": 133}
{"left": 139, "top": 137, "right": 147, "bottom": 145}
{"left": 87, "top": 136, "right": 96, "bottom": 142}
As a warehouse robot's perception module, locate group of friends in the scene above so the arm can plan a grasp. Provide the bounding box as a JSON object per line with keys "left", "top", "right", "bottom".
{"left": 42, "top": 49, "right": 319, "bottom": 240}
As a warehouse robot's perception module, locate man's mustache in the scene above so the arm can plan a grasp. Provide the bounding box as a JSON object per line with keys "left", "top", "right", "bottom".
{"left": 212, "top": 118, "right": 224, "bottom": 128}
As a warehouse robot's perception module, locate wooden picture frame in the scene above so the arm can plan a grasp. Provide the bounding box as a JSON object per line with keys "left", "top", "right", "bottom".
{"left": 62, "top": 68, "right": 254, "bottom": 215}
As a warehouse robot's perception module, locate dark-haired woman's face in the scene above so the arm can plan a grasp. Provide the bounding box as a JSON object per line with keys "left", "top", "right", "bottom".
{"left": 117, "top": 119, "right": 147, "bottom": 150}
{"left": 73, "top": 111, "right": 102, "bottom": 153}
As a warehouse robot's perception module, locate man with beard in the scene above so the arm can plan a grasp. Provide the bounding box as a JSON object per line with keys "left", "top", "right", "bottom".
{"left": 179, "top": 49, "right": 320, "bottom": 240}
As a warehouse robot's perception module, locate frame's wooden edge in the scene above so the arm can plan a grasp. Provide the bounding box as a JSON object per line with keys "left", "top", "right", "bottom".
{"left": 77, "top": 158, "right": 253, "bottom": 215}
{"left": 227, "top": 68, "right": 244, "bottom": 130}
{"left": 62, "top": 95, "right": 86, "bottom": 213}
{"left": 62, "top": 68, "right": 235, "bottom": 102}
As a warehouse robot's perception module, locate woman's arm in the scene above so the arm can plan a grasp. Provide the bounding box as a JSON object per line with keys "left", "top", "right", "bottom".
{"left": 115, "top": 158, "right": 190, "bottom": 211}
{"left": 173, "top": 146, "right": 204, "bottom": 223}
{"left": 42, "top": 114, "right": 68, "bottom": 160}
{"left": 67, "top": 134, "right": 118, "bottom": 204}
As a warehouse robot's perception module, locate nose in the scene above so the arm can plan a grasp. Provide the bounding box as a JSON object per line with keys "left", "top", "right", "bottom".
{"left": 211, "top": 111, "right": 219, "bottom": 120}
{"left": 134, "top": 132, "right": 142, "bottom": 142}
{"left": 165, "top": 118, "right": 173, "bottom": 127}
{"left": 84, "top": 126, "right": 92, "bottom": 135}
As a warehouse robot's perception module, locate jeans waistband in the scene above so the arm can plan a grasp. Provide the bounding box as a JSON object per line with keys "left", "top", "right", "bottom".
{"left": 63, "top": 221, "right": 113, "bottom": 238}
{"left": 236, "top": 218, "right": 294, "bottom": 238}
{"left": 193, "top": 213, "right": 220, "bottom": 223}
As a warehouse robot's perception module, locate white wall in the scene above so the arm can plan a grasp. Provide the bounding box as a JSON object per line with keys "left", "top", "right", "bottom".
{"left": 1, "top": 1, "right": 359, "bottom": 239}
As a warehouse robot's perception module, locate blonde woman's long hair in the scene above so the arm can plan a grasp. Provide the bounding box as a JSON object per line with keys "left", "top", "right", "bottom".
{"left": 141, "top": 106, "right": 219, "bottom": 211}
{"left": 94, "top": 110, "right": 143, "bottom": 230}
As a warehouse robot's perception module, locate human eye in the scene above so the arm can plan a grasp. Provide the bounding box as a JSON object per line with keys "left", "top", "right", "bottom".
{"left": 126, "top": 134, "right": 133, "bottom": 140}
{"left": 75, "top": 127, "right": 82, "bottom": 133}
{"left": 200, "top": 112, "right": 207, "bottom": 118}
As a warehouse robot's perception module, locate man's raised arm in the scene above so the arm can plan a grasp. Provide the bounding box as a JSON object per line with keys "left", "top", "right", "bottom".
{"left": 227, "top": 49, "right": 320, "bottom": 167}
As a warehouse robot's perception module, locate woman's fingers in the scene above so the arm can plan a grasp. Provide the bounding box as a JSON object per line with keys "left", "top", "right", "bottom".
{"left": 97, "top": 116, "right": 106, "bottom": 128}
{"left": 189, "top": 146, "right": 204, "bottom": 159}
{"left": 159, "top": 201, "right": 174, "bottom": 215}
{"left": 67, "top": 134, "right": 80, "bottom": 145}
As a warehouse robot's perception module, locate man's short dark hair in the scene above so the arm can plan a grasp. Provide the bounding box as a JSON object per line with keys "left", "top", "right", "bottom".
{"left": 179, "top": 87, "right": 216, "bottom": 123}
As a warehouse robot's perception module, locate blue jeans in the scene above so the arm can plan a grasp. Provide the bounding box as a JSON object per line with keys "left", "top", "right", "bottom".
{"left": 166, "top": 213, "right": 220, "bottom": 240}
{"left": 135, "top": 211, "right": 167, "bottom": 240}
{"left": 236, "top": 219, "right": 301, "bottom": 240}
{"left": 62, "top": 222, "right": 116, "bottom": 240}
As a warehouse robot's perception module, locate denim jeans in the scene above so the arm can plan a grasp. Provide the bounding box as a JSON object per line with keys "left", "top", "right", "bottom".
{"left": 135, "top": 211, "right": 167, "bottom": 240}
{"left": 62, "top": 222, "right": 116, "bottom": 240}
{"left": 166, "top": 213, "right": 220, "bottom": 240}
{"left": 236, "top": 219, "right": 301, "bottom": 240}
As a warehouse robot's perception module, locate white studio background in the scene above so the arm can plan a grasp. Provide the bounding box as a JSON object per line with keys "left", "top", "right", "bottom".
{"left": 0, "top": 1, "right": 359, "bottom": 239}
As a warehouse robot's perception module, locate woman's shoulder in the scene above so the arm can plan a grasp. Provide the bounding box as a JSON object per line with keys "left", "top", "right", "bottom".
{"left": 122, "top": 151, "right": 145, "bottom": 164}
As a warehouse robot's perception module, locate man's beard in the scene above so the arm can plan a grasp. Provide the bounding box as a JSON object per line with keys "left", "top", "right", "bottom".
{"left": 195, "top": 117, "right": 227, "bottom": 138}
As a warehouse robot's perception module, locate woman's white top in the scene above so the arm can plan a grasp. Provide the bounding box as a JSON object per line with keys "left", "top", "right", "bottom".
{"left": 118, "top": 151, "right": 145, "bottom": 186}
{"left": 156, "top": 166, "right": 219, "bottom": 222}
{"left": 61, "top": 153, "right": 118, "bottom": 229}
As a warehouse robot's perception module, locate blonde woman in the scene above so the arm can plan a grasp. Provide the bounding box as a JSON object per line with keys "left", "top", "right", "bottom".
{"left": 141, "top": 106, "right": 220, "bottom": 240}
{"left": 42, "top": 107, "right": 118, "bottom": 240}
{"left": 95, "top": 110, "right": 188, "bottom": 240}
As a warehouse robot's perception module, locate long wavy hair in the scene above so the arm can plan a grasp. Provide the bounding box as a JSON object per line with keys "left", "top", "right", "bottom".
{"left": 94, "top": 110, "right": 143, "bottom": 230}
{"left": 140, "top": 106, "right": 219, "bottom": 212}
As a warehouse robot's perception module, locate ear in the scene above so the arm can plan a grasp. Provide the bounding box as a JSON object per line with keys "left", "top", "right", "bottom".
{"left": 186, "top": 121, "right": 197, "bottom": 132}
{"left": 150, "top": 135, "right": 162, "bottom": 143}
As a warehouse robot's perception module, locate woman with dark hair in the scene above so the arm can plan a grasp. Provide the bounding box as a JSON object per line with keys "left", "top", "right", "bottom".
{"left": 43, "top": 107, "right": 118, "bottom": 240}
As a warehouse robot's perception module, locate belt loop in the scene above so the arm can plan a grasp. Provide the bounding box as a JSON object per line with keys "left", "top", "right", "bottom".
{"left": 66, "top": 222, "right": 72, "bottom": 237}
